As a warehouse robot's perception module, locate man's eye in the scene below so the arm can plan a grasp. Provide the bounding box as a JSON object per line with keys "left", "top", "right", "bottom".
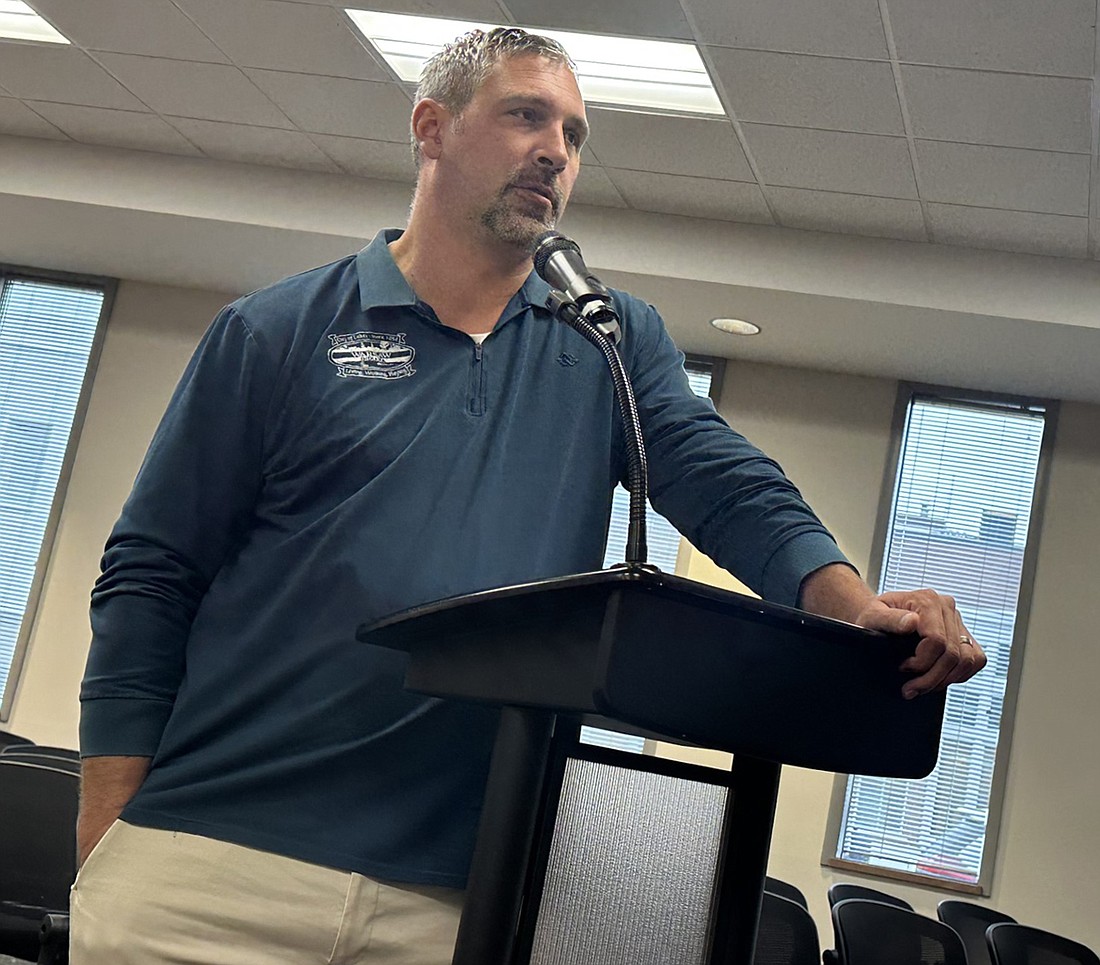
{"left": 565, "top": 130, "right": 579, "bottom": 147}
{"left": 513, "top": 108, "right": 536, "bottom": 122}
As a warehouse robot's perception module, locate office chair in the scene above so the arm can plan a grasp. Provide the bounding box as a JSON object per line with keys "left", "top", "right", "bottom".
{"left": 0, "top": 732, "right": 34, "bottom": 751}
{"left": 0, "top": 760, "right": 78, "bottom": 962}
{"left": 764, "top": 876, "right": 809, "bottom": 910}
{"left": 753, "top": 891, "right": 820, "bottom": 965}
{"left": 831, "top": 899, "right": 966, "bottom": 965}
{"left": 987, "top": 923, "right": 1100, "bottom": 965}
{"left": 827, "top": 882, "right": 913, "bottom": 911}
{"left": 937, "top": 898, "right": 1016, "bottom": 965}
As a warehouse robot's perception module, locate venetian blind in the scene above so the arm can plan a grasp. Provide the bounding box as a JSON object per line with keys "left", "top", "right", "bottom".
{"left": 835, "top": 394, "right": 1047, "bottom": 887}
{"left": 0, "top": 276, "right": 105, "bottom": 704}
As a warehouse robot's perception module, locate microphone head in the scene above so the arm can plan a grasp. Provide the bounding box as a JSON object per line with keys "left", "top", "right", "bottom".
{"left": 532, "top": 230, "right": 581, "bottom": 280}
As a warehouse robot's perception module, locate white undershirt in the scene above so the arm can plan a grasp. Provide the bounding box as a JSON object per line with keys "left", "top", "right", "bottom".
{"left": 469, "top": 332, "right": 492, "bottom": 345}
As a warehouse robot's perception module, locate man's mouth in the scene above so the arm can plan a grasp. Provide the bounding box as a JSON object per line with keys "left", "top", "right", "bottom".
{"left": 511, "top": 182, "right": 556, "bottom": 209}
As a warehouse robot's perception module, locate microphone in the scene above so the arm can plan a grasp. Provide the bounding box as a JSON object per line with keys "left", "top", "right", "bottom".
{"left": 532, "top": 231, "right": 621, "bottom": 344}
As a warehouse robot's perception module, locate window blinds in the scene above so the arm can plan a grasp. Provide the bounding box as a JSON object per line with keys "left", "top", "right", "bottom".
{"left": 0, "top": 277, "right": 104, "bottom": 702}
{"left": 836, "top": 394, "right": 1046, "bottom": 887}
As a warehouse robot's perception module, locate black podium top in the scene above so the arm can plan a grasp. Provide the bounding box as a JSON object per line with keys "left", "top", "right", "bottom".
{"left": 359, "top": 566, "right": 945, "bottom": 778}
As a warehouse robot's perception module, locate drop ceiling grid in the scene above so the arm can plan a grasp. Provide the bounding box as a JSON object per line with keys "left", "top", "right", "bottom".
{"left": 0, "top": 0, "right": 1096, "bottom": 258}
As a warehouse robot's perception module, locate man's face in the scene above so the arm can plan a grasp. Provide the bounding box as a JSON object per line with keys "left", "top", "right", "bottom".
{"left": 442, "top": 54, "right": 588, "bottom": 251}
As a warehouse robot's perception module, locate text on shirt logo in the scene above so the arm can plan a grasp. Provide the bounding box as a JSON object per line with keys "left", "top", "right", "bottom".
{"left": 328, "top": 332, "right": 416, "bottom": 380}
{"left": 557, "top": 353, "right": 579, "bottom": 367}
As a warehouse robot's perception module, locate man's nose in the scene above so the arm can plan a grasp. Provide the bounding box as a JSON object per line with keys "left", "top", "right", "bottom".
{"left": 536, "top": 131, "right": 569, "bottom": 171}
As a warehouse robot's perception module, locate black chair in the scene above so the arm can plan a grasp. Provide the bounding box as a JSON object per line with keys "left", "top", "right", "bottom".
{"left": 987, "top": 923, "right": 1100, "bottom": 965}
{"left": 0, "top": 732, "right": 34, "bottom": 751}
{"left": 828, "top": 882, "right": 913, "bottom": 911}
{"left": 753, "top": 892, "right": 820, "bottom": 965}
{"left": 765, "top": 876, "right": 809, "bottom": 910}
{"left": 0, "top": 760, "right": 78, "bottom": 963}
{"left": 0, "top": 753, "right": 79, "bottom": 776}
{"left": 937, "top": 899, "right": 1016, "bottom": 965}
{"left": 832, "top": 899, "right": 967, "bottom": 965}
{"left": 0, "top": 746, "right": 79, "bottom": 763}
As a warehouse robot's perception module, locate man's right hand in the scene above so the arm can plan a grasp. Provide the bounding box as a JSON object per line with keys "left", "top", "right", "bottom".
{"left": 77, "top": 755, "right": 152, "bottom": 867}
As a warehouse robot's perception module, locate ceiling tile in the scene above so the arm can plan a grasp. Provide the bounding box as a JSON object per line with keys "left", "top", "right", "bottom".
{"left": 245, "top": 70, "right": 412, "bottom": 140}
{"left": 901, "top": 67, "right": 1091, "bottom": 154}
{"left": 167, "top": 117, "right": 342, "bottom": 172}
{"left": 0, "top": 97, "right": 68, "bottom": 140}
{"left": 25, "top": 101, "right": 204, "bottom": 156}
{"left": 606, "top": 169, "right": 774, "bottom": 224}
{"left": 887, "top": 0, "right": 1095, "bottom": 76}
{"left": 916, "top": 140, "right": 1089, "bottom": 216}
{"left": 93, "top": 53, "right": 295, "bottom": 127}
{"left": 343, "top": 0, "right": 507, "bottom": 18}
{"left": 684, "top": 0, "right": 888, "bottom": 58}
{"left": 175, "top": 0, "right": 390, "bottom": 80}
{"left": 0, "top": 46, "right": 146, "bottom": 110}
{"left": 583, "top": 108, "right": 753, "bottom": 181}
{"left": 926, "top": 203, "right": 1088, "bottom": 258}
{"left": 503, "top": 0, "right": 693, "bottom": 40}
{"left": 768, "top": 186, "right": 926, "bottom": 241}
{"left": 28, "top": 0, "right": 229, "bottom": 61}
{"left": 568, "top": 164, "right": 627, "bottom": 209}
{"left": 309, "top": 132, "right": 416, "bottom": 181}
{"left": 744, "top": 124, "right": 917, "bottom": 197}
{"left": 708, "top": 49, "right": 903, "bottom": 134}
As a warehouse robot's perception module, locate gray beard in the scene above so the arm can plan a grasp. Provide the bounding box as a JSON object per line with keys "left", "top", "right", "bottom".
{"left": 480, "top": 187, "right": 559, "bottom": 251}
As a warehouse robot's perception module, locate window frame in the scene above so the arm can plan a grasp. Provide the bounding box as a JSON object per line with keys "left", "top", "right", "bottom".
{"left": 0, "top": 263, "right": 116, "bottom": 720}
{"left": 822, "top": 381, "right": 1058, "bottom": 895}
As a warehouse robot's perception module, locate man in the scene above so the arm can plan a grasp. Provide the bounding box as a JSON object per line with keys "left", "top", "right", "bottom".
{"left": 72, "top": 27, "right": 984, "bottom": 965}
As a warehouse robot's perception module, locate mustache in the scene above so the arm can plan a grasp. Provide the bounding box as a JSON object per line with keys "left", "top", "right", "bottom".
{"left": 505, "top": 170, "right": 565, "bottom": 216}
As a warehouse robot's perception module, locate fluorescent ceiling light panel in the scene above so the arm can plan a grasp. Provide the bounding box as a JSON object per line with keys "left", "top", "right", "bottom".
{"left": 345, "top": 9, "right": 724, "bottom": 115}
{"left": 0, "top": 0, "right": 69, "bottom": 43}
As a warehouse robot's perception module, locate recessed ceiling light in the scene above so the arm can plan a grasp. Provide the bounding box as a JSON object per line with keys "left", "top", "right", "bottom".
{"left": 344, "top": 9, "right": 724, "bottom": 116}
{"left": 0, "top": 1, "right": 69, "bottom": 43}
{"left": 710, "top": 317, "right": 760, "bottom": 336}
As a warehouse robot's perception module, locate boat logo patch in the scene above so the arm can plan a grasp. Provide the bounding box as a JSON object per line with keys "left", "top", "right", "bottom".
{"left": 328, "top": 331, "right": 416, "bottom": 380}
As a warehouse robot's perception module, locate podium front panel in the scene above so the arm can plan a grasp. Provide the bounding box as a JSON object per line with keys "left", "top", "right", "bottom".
{"left": 529, "top": 756, "right": 727, "bottom": 965}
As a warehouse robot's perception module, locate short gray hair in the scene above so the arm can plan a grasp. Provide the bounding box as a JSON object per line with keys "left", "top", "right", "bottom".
{"left": 410, "top": 27, "right": 576, "bottom": 166}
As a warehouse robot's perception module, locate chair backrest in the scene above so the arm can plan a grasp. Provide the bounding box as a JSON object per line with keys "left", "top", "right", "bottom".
{"left": 0, "top": 759, "right": 79, "bottom": 912}
{"left": 832, "top": 899, "right": 967, "bottom": 965}
{"left": 987, "top": 923, "right": 1100, "bottom": 965}
{"left": 0, "top": 751, "right": 80, "bottom": 775}
{"left": 754, "top": 892, "right": 820, "bottom": 965}
{"left": 828, "top": 882, "right": 913, "bottom": 911}
{"left": 765, "top": 876, "right": 809, "bottom": 910}
{"left": 0, "top": 731, "right": 34, "bottom": 750}
{"left": 937, "top": 899, "right": 1017, "bottom": 965}
{"left": 0, "top": 744, "right": 79, "bottom": 762}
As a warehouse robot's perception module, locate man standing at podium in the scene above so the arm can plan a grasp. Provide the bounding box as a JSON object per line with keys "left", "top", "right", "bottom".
{"left": 73, "top": 26, "right": 985, "bottom": 965}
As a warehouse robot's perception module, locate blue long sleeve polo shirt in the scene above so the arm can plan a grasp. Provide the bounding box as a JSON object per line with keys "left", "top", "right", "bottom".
{"left": 80, "top": 229, "right": 848, "bottom": 886}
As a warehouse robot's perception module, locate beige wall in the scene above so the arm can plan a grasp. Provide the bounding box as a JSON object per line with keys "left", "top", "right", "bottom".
{"left": 4, "top": 279, "right": 1099, "bottom": 949}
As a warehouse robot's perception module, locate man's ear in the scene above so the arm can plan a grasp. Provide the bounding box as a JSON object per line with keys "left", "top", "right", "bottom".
{"left": 411, "top": 98, "right": 448, "bottom": 161}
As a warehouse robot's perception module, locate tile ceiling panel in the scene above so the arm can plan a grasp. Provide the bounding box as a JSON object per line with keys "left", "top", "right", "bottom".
{"left": 26, "top": 101, "right": 204, "bottom": 155}
{"left": 745, "top": 125, "right": 918, "bottom": 198}
{"left": 582, "top": 108, "right": 753, "bottom": 181}
{"left": 502, "top": 0, "right": 693, "bottom": 40}
{"left": 343, "top": 0, "right": 509, "bottom": 19}
{"left": 606, "top": 168, "right": 774, "bottom": 223}
{"left": 0, "top": 97, "right": 66, "bottom": 139}
{"left": 567, "top": 164, "right": 627, "bottom": 209}
{"left": 901, "top": 67, "right": 1092, "bottom": 154}
{"left": 29, "top": 0, "right": 229, "bottom": 62}
{"left": 767, "top": 186, "right": 926, "bottom": 241}
{"left": 167, "top": 117, "right": 342, "bottom": 172}
{"left": 684, "top": 0, "right": 888, "bottom": 58}
{"left": 93, "top": 53, "right": 296, "bottom": 127}
{"left": 708, "top": 49, "right": 903, "bottom": 135}
{"left": 916, "top": 140, "right": 1090, "bottom": 216}
{"left": 244, "top": 69, "right": 412, "bottom": 140}
{"left": 926, "top": 203, "right": 1088, "bottom": 258}
{"left": 175, "top": 0, "right": 390, "bottom": 81}
{"left": 309, "top": 132, "right": 416, "bottom": 181}
{"left": 886, "top": 0, "right": 1096, "bottom": 76}
{"left": 0, "top": 46, "right": 146, "bottom": 110}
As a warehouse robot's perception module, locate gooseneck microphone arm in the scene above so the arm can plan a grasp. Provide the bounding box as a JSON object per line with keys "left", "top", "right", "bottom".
{"left": 535, "top": 232, "right": 648, "bottom": 566}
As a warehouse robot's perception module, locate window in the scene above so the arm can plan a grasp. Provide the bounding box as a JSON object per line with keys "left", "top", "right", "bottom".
{"left": 0, "top": 269, "right": 112, "bottom": 716}
{"left": 826, "top": 386, "right": 1054, "bottom": 893}
{"left": 581, "top": 356, "right": 722, "bottom": 752}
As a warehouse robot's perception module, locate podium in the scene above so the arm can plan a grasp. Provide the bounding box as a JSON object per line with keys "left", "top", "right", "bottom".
{"left": 359, "top": 565, "right": 945, "bottom": 965}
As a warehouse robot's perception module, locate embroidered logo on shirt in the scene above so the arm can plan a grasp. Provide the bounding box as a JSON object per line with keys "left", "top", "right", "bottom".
{"left": 557, "top": 353, "right": 579, "bottom": 367}
{"left": 327, "top": 332, "right": 416, "bottom": 380}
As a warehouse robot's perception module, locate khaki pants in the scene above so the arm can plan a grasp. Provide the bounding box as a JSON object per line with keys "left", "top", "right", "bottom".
{"left": 70, "top": 821, "right": 464, "bottom": 964}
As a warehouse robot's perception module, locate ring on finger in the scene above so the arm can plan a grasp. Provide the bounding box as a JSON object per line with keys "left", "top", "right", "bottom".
{"left": 959, "top": 634, "right": 972, "bottom": 645}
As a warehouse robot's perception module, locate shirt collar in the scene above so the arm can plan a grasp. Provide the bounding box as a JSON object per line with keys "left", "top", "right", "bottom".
{"left": 356, "top": 228, "right": 555, "bottom": 322}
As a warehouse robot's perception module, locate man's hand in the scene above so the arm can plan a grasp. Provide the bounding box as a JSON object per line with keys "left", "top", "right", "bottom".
{"left": 800, "top": 563, "right": 987, "bottom": 700}
{"left": 77, "top": 755, "right": 151, "bottom": 867}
